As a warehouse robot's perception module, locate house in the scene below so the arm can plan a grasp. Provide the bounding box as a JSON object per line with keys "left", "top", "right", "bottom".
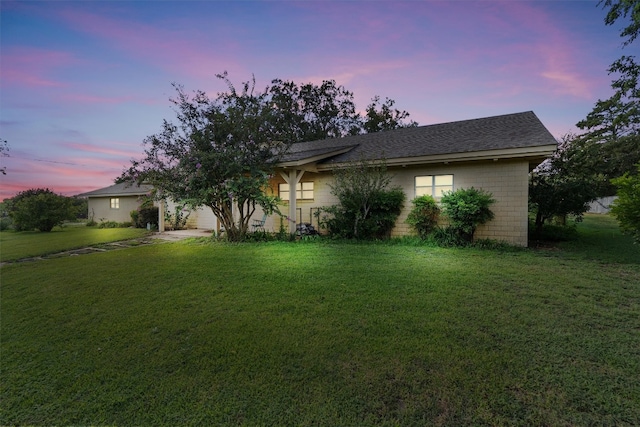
{"left": 79, "top": 182, "right": 218, "bottom": 231}
{"left": 258, "top": 111, "right": 557, "bottom": 246}
{"left": 80, "top": 182, "right": 154, "bottom": 223}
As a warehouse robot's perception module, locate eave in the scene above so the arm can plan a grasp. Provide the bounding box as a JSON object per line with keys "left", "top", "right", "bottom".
{"left": 314, "top": 144, "right": 558, "bottom": 171}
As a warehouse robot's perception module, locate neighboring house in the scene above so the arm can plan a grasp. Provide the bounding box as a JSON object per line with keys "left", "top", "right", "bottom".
{"left": 257, "top": 111, "right": 557, "bottom": 247}
{"left": 79, "top": 182, "right": 218, "bottom": 231}
{"left": 79, "top": 182, "right": 154, "bottom": 223}
{"left": 588, "top": 196, "right": 617, "bottom": 214}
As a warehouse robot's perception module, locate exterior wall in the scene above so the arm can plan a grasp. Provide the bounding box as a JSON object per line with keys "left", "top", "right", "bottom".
{"left": 164, "top": 199, "right": 218, "bottom": 230}
{"left": 257, "top": 159, "right": 531, "bottom": 246}
{"left": 88, "top": 195, "right": 142, "bottom": 223}
{"left": 392, "top": 161, "right": 530, "bottom": 246}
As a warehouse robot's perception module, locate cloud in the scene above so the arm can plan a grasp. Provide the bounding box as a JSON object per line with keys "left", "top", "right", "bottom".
{"left": 56, "top": 7, "right": 244, "bottom": 85}
{"left": 62, "top": 142, "right": 140, "bottom": 158}
{"left": 0, "top": 47, "right": 74, "bottom": 89}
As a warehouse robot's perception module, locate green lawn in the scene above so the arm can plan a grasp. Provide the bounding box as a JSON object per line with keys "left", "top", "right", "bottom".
{"left": 1, "top": 216, "right": 639, "bottom": 425}
{"left": 0, "top": 226, "right": 150, "bottom": 262}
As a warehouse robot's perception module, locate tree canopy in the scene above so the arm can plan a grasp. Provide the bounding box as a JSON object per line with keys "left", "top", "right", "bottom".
{"left": 124, "top": 73, "right": 416, "bottom": 241}
{"left": 5, "top": 188, "right": 76, "bottom": 232}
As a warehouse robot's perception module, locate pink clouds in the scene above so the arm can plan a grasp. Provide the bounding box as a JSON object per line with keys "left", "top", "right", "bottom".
{"left": 62, "top": 142, "right": 140, "bottom": 158}
{"left": 1, "top": 47, "right": 74, "bottom": 89}
{"left": 55, "top": 7, "right": 245, "bottom": 84}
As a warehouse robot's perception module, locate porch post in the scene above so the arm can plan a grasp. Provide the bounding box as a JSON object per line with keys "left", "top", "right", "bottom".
{"left": 281, "top": 169, "right": 305, "bottom": 234}
{"left": 158, "top": 199, "right": 165, "bottom": 232}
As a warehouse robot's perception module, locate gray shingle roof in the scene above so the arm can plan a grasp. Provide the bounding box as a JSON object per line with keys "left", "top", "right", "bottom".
{"left": 78, "top": 182, "right": 154, "bottom": 197}
{"left": 282, "top": 111, "right": 557, "bottom": 165}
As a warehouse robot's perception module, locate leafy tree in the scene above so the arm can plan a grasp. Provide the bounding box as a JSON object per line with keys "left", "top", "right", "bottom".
{"left": 269, "top": 78, "right": 362, "bottom": 142}
{"left": 610, "top": 163, "right": 640, "bottom": 243}
{"left": 600, "top": 0, "right": 639, "bottom": 46}
{"left": 319, "top": 159, "right": 405, "bottom": 239}
{"left": 577, "top": 1, "right": 639, "bottom": 149}
{"left": 440, "top": 187, "right": 495, "bottom": 243}
{"left": 529, "top": 135, "right": 600, "bottom": 230}
{"left": 363, "top": 96, "right": 418, "bottom": 133}
{"left": 7, "top": 188, "right": 74, "bottom": 232}
{"left": 268, "top": 80, "right": 417, "bottom": 142}
{"left": 0, "top": 138, "right": 8, "bottom": 175}
{"left": 123, "top": 74, "right": 287, "bottom": 241}
{"left": 406, "top": 195, "right": 440, "bottom": 239}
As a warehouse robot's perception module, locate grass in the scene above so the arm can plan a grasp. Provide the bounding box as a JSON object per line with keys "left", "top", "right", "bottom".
{"left": 0, "top": 225, "right": 150, "bottom": 262}
{"left": 1, "top": 215, "right": 639, "bottom": 425}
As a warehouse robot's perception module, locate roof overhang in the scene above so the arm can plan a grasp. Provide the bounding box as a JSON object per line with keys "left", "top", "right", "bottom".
{"left": 314, "top": 144, "right": 558, "bottom": 171}
{"left": 277, "top": 145, "right": 357, "bottom": 172}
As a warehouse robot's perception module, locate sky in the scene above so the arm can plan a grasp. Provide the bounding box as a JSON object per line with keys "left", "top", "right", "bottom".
{"left": 0, "top": 0, "right": 631, "bottom": 199}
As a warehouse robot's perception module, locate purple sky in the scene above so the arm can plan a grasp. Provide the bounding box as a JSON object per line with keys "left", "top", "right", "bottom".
{"left": 0, "top": 0, "right": 627, "bottom": 199}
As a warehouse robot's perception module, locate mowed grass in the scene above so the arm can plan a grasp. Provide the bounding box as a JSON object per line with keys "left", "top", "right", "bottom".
{"left": 1, "top": 216, "right": 639, "bottom": 426}
{"left": 0, "top": 226, "right": 150, "bottom": 262}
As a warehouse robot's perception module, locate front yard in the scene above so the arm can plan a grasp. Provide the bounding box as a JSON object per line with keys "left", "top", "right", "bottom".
{"left": 1, "top": 216, "right": 639, "bottom": 425}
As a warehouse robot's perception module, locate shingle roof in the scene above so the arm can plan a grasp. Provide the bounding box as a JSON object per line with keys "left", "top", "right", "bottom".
{"left": 282, "top": 111, "right": 557, "bottom": 166}
{"left": 78, "top": 182, "right": 154, "bottom": 197}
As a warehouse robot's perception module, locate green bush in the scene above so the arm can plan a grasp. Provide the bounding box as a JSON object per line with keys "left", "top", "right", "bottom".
{"left": 98, "top": 221, "right": 120, "bottom": 229}
{"left": 610, "top": 164, "right": 640, "bottom": 243}
{"left": 319, "top": 188, "right": 405, "bottom": 239}
{"left": 440, "top": 187, "right": 495, "bottom": 243}
{"left": 0, "top": 217, "right": 12, "bottom": 231}
{"left": 133, "top": 206, "right": 159, "bottom": 229}
{"left": 5, "top": 188, "right": 75, "bottom": 232}
{"left": 406, "top": 195, "right": 440, "bottom": 239}
{"left": 130, "top": 210, "right": 140, "bottom": 226}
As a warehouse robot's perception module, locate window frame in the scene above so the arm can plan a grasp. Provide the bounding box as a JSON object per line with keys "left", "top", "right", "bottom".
{"left": 415, "top": 174, "right": 454, "bottom": 200}
{"left": 279, "top": 181, "right": 314, "bottom": 201}
{"left": 110, "top": 197, "right": 120, "bottom": 209}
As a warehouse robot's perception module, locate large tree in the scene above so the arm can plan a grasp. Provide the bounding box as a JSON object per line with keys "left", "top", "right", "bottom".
{"left": 529, "top": 136, "right": 600, "bottom": 230}
{"left": 268, "top": 79, "right": 417, "bottom": 142}
{"left": 6, "top": 188, "right": 75, "bottom": 232}
{"left": 268, "top": 78, "right": 362, "bottom": 142}
{"left": 124, "top": 74, "right": 416, "bottom": 240}
{"left": 363, "top": 96, "right": 417, "bottom": 133}
{"left": 577, "top": 0, "right": 639, "bottom": 144}
{"left": 123, "top": 74, "right": 287, "bottom": 241}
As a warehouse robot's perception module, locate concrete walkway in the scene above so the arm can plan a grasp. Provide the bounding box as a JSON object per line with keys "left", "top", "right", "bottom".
{"left": 1, "top": 229, "right": 214, "bottom": 266}
{"left": 151, "top": 229, "right": 214, "bottom": 240}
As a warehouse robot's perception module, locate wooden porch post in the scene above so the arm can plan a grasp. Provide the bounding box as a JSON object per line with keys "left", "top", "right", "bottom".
{"left": 280, "top": 169, "right": 305, "bottom": 234}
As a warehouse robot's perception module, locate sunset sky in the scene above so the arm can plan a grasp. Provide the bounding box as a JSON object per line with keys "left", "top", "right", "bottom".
{"left": 0, "top": 0, "right": 629, "bottom": 199}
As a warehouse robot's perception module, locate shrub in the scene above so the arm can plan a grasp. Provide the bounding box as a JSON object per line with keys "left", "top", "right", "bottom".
{"left": 319, "top": 188, "right": 405, "bottom": 239}
{"left": 440, "top": 187, "right": 495, "bottom": 243}
{"left": 98, "top": 220, "right": 121, "bottom": 229}
{"left": 406, "top": 195, "right": 440, "bottom": 239}
{"left": 0, "top": 217, "right": 12, "bottom": 231}
{"left": 133, "top": 206, "right": 159, "bottom": 229}
{"left": 319, "top": 159, "right": 405, "bottom": 240}
{"left": 610, "top": 164, "right": 640, "bottom": 243}
{"left": 5, "top": 188, "right": 75, "bottom": 232}
{"left": 130, "top": 210, "right": 140, "bottom": 226}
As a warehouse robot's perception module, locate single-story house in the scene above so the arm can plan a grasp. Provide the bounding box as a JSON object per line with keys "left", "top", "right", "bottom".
{"left": 258, "top": 111, "right": 557, "bottom": 247}
{"left": 79, "top": 182, "right": 218, "bottom": 230}
{"left": 79, "top": 182, "right": 155, "bottom": 223}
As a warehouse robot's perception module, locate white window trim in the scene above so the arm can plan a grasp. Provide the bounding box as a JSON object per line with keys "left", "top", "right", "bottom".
{"left": 110, "top": 197, "right": 120, "bottom": 209}
{"left": 415, "top": 174, "right": 454, "bottom": 199}
{"left": 279, "top": 182, "right": 314, "bottom": 201}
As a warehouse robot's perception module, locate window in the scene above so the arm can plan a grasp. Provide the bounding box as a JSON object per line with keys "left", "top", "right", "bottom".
{"left": 110, "top": 198, "right": 120, "bottom": 209}
{"left": 279, "top": 182, "right": 314, "bottom": 201}
{"left": 415, "top": 175, "right": 453, "bottom": 199}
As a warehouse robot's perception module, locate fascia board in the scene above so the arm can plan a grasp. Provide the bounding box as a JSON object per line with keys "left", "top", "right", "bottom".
{"left": 315, "top": 144, "right": 558, "bottom": 171}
